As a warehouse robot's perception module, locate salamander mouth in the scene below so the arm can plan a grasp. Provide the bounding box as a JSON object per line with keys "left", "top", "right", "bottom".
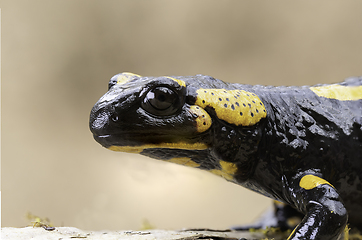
{"left": 92, "top": 134, "right": 115, "bottom": 148}
{"left": 93, "top": 133, "right": 162, "bottom": 148}
{"left": 93, "top": 132, "right": 179, "bottom": 147}
{"left": 93, "top": 132, "right": 209, "bottom": 151}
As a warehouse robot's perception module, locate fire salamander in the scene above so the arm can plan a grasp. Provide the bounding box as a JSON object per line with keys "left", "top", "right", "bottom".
{"left": 89, "top": 73, "right": 362, "bottom": 240}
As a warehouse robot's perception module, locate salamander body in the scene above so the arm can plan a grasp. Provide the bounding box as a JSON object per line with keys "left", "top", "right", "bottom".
{"left": 90, "top": 73, "right": 362, "bottom": 239}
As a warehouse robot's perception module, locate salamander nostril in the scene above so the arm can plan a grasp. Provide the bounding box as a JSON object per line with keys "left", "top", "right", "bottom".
{"left": 111, "top": 115, "right": 119, "bottom": 122}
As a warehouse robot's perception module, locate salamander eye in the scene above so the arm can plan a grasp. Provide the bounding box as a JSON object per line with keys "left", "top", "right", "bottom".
{"left": 142, "top": 87, "right": 180, "bottom": 116}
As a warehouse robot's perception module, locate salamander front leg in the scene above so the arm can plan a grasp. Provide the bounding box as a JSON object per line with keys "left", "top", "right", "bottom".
{"left": 286, "top": 174, "right": 348, "bottom": 240}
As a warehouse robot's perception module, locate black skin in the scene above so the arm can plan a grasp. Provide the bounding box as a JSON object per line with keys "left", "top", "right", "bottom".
{"left": 90, "top": 74, "right": 362, "bottom": 239}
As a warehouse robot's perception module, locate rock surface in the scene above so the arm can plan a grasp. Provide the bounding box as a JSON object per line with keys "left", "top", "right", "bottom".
{"left": 1, "top": 227, "right": 269, "bottom": 240}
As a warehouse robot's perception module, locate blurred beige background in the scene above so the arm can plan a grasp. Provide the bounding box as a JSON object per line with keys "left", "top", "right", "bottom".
{"left": 2, "top": 0, "right": 362, "bottom": 231}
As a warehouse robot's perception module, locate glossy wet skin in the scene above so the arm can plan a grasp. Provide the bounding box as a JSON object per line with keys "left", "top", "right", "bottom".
{"left": 90, "top": 73, "right": 362, "bottom": 239}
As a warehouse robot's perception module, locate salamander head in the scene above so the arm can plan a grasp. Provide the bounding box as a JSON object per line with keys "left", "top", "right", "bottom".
{"left": 89, "top": 72, "right": 212, "bottom": 151}
{"left": 89, "top": 72, "right": 267, "bottom": 181}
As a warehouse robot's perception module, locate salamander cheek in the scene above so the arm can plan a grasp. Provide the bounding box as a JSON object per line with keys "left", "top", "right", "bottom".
{"left": 189, "top": 105, "right": 212, "bottom": 133}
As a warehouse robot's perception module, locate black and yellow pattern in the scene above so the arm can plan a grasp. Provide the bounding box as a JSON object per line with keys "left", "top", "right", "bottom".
{"left": 90, "top": 73, "right": 362, "bottom": 240}
{"left": 310, "top": 84, "right": 362, "bottom": 101}
{"left": 195, "top": 88, "right": 266, "bottom": 126}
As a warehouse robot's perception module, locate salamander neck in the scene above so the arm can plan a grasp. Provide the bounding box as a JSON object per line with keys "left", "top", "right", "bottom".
{"left": 209, "top": 116, "right": 266, "bottom": 182}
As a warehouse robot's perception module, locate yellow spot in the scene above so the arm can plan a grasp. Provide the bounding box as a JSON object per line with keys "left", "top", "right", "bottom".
{"left": 209, "top": 160, "right": 238, "bottom": 181}
{"left": 189, "top": 105, "right": 212, "bottom": 132}
{"left": 310, "top": 85, "right": 362, "bottom": 101}
{"left": 273, "top": 200, "right": 285, "bottom": 207}
{"left": 287, "top": 225, "right": 299, "bottom": 240}
{"left": 108, "top": 142, "right": 208, "bottom": 153}
{"left": 195, "top": 89, "right": 266, "bottom": 126}
{"left": 165, "top": 76, "right": 186, "bottom": 87}
{"left": 116, "top": 72, "right": 141, "bottom": 85}
{"left": 299, "top": 175, "right": 334, "bottom": 190}
{"left": 220, "top": 160, "right": 238, "bottom": 174}
{"left": 166, "top": 157, "right": 200, "bottom": 168}
{"left": 108, "top": 145, "right": 144, "bottom": 153}
{"left": 343, "top": 225, "right": 350, "bottom": 240}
